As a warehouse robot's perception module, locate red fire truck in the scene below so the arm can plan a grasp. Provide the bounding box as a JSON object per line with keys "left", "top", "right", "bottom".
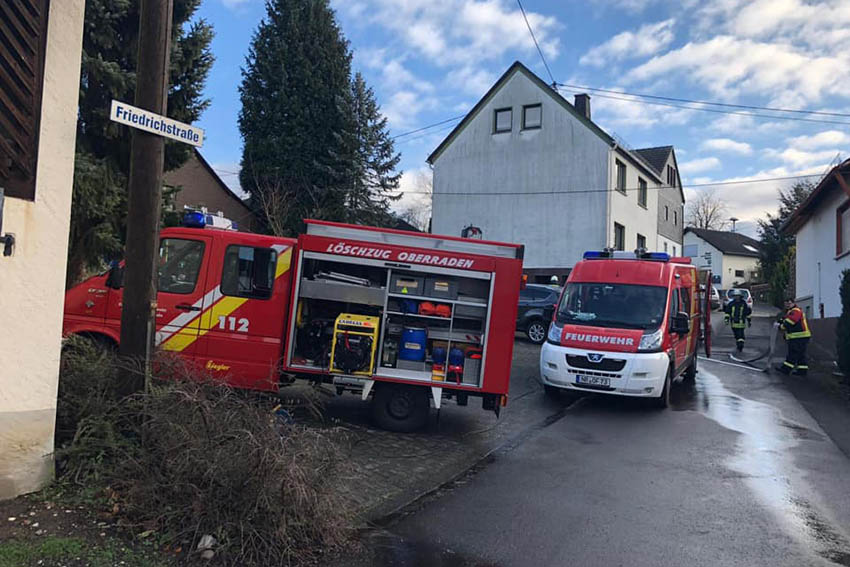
{"left": 63, "top": 216, "right": 524, "bottom": 431}
{"left": 539, "top": 250, "right": 711, "bottom": 408}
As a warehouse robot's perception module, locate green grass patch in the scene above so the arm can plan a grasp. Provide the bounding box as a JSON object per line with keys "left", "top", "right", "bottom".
{"left": 0, "top": 536, "right": 165, "bottom": 567}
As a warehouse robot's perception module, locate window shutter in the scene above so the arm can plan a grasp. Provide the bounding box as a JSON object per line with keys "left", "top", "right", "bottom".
{"left": 0, "top": 0, "right": 50, "bottom": 201}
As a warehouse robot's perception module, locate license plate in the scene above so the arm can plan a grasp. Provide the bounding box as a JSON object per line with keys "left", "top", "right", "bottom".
{"left": 576, "top": 375, "right": 611, "bottom": 387}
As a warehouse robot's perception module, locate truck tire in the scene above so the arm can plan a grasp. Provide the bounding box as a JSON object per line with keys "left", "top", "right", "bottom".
{"left": 371, "top": 384, "right": 430, "bottom": 432}
{"left": 525, "top": 319, "right": 547, "bottom": 345}
{"left": 652, "top": 365, "right": 672, "bottom": 409}
{"left": 682, "top": 353, "right": 697, "bottom": 382}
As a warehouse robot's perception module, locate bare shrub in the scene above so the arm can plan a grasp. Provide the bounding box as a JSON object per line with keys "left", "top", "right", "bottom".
{"left": 57, "top": 340, "right": 355, "bottom": 565}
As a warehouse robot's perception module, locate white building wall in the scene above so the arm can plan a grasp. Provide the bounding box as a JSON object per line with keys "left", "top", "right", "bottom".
{"left": 431, "top": 70, "right": 610, "bottom": 270}
{"left": 795, "top": 186, "right": 850, "bottom": 319}
{"left": 658, "top": 235, "right": 680, "bottom": 256}
{"left": 608, "top": 149, "right": 661, "bottom": 252}
{"left": 0, "top": 0, "right": 85, "bottom": 500}
{"left": 684, "top": 232, "right": 724, "bottom": 285}
{"left": 722, "top": 255, "right": 760, "bottom": 287}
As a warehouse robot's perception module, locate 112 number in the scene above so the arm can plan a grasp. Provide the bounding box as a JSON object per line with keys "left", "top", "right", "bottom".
{"left": 217, "top": 316, "right": 249, "bottom": 332}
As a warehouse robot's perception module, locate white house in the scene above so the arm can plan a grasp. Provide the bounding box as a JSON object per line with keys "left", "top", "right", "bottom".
{"left": 0, "top": 0, "right": 86, "bottom": 499}
{"left": 784, "top": 158, "right": 850, "bottom": 320}
{"left": 683, "top": 228, "right": 761, "bottom": 289}
{"left": 427, "top": 61, "right": 684, "bottom": 282}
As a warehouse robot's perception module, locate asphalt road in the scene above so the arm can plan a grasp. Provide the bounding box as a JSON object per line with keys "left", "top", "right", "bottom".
{"left": 337, "top": 311, "right": 850, "bottom": 567}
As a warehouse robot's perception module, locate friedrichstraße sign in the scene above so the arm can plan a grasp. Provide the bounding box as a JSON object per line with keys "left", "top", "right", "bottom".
{"left": 109, "top": 100, "right": 204, "bottom": 147}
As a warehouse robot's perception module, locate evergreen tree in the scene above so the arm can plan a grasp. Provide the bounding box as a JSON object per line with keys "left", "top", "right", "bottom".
{"left": 238, "top": 0, "right": 352, "bottom": 235}
{"left": 341, "top": 73, "right": 402, "bottom": 227}
{"left": 68, "top": 0, "right": 213, "bottom": 287}
{"left": 838, "top": 270, "right": 850, "bottom": 382}
{"left": 757, "top": 181, "right": 814, "bottom": 306}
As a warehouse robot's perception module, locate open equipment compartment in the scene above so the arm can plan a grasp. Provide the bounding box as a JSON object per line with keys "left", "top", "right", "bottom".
{"left": 283, "top": 220, "right": 524, "bottom": 411}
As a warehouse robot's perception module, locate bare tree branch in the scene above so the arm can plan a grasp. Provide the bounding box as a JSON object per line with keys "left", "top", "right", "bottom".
{"left": 686, "top": 189, "right": 729, "bottom": 230}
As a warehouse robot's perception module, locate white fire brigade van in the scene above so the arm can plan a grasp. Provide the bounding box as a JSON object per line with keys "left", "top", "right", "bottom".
{"left": 539, "top": 251, "right": 711, "bottom": 408}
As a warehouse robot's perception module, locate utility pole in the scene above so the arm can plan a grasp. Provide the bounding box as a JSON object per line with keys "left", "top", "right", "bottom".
{"left": 119, "top": 0, "right": 173, "bottom": 395}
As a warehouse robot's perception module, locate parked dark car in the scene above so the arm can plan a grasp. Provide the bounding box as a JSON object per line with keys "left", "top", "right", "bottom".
{"left": 517, "top": 284, "right": 561, "bottom": 344}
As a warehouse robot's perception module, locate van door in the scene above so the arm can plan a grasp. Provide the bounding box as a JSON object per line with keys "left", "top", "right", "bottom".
{"left": 154, "top": 235, "right": 214, "bottom": 359}
{"left": 194, "top": 237, "right": 294, "bottom": 390}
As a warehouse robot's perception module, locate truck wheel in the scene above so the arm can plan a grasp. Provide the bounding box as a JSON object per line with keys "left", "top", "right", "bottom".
{"left": 652, "top": 366, "right": 672, "bottom": 409}
{"left": 371, "top": 384, "right": 430, "bottom": 432}
{"left": 682, "top": 353, "right": 697, "bottom": 382}
{"left": 526, "top": 319, "right": 547, "bottom": 344}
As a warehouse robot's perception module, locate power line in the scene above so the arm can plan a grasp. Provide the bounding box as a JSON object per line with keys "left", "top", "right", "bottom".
{"left": 394, "top": 121, "right": 460, "bottom": 146}
{"left": 557, "top": 86, "right": 850, "bottom": 127}
{"left": 389, "top": 173, "right": 823, "bottom": 196}
{"left": 392, "top": 114, "right": 465, "bottom": 140}
{"left": 556, "top": 82, "right": 850, "bottom": 119}
{"left": 517, "top": 0, "right": 555, "bottom": 86}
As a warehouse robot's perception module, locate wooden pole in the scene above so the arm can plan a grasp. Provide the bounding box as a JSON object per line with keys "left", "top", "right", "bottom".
{"left": 119, "top": 0, "right": 173, "bottom": 394}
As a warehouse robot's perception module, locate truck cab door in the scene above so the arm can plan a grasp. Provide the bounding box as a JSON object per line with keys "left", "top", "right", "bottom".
{"left": 194, "top": 237, "right": 294, "bottom": 391}
{"left": 154, "top": 235, "right": 214, "bottom": 359}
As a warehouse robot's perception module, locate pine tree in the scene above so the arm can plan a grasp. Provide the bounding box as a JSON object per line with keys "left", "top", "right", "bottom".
{"left": 238, "top": 0, "right": 352, "bottom": 235}
{"left": 838, "top": 270, "right": 850, "bottom": 381}
{"left": 68, "top": 0, "right": 213, "bottom": 287}
{"left": 342, "top": 73, "right": 402, "bottom": 227}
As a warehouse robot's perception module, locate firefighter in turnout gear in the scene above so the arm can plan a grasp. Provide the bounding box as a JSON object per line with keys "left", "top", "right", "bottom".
{"left": 724, "top": 289, "right": 751, "bottom": 352}
{"left": 776, "top": 297, "right": 811, "bottom": 376}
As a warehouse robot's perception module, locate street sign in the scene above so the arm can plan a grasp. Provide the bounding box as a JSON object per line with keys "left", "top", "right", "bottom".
{"left": 109, "top": 100, "right": 204, "bottom": 147}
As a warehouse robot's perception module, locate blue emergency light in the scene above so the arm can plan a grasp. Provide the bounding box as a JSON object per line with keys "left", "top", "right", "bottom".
{"left": 583, "top": 250, "right": 671, "bottom": 262}
{"left": 183, "top": 211, "right": 207, "bottom": 228}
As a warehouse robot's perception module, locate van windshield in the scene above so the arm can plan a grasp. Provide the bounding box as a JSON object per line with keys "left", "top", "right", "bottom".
{"left": 556, "top": 282, "right": 668, "bottom": 330}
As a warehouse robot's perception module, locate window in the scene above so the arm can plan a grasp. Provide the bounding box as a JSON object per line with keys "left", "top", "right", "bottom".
{"left": 673, "top": 246, "right": 677, "bottom": 256}
{"left": 664, "top": 242, "right": 668, "bottom": 253}
{"left": 221, "top": 245, "right": 277, "bottom": 299}
{"left": 637, "top": 178, "right": 647, "bottom": 208}
{"left": 665, "top": 205, "right": 669, "bottom": 221}
{"left": 683, "top": 244, "right": 698, "bottom": 257}
{"left": 669, "top": 288, "right": 680, "bottom": 320}
{"left": 556, "top": 282, "right": 668, "bottom": 331}
{"left": 680, "top": 287, "right": 692, "bottom": 315}
{"left": 735, "top": 270, "right": 745, "bottom": 278}
{"left": 637, "top": 233, "right": 646, "bottom": 250}
{"left": 616, "top": 160, "right": 627, "bottom": 194}
{"left": 614, "top": 223, "right": 625, "bottom": 251}
{"left": 522, "top": 104, "right": 542, "bottom": 129}
{"left": 674, "top": 210, "right": 678, "bottom": 226}
{"left": 0, "top": 0, "right": 49, "bottom": 200}
{"left": 838, "top": 200, "right": 850, "bottom": 256}
{"left": 158, "top": 239, "right": 205, "bottom": 294}
{"left": 494, "top": 107, "right": 512, "bottom": 133}
{"left": 667, "top": 165, "right": 677, "bottom": 187}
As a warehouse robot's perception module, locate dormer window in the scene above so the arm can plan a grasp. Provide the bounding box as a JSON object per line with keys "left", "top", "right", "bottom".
{"left": 522, "top": 104, "right": 542, "bottom": 129}
{"left": 494, "top": 108, "right": 512, "bottom": 133}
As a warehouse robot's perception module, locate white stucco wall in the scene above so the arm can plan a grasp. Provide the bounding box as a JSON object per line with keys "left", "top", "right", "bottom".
{"left": 0, "top": 0, "right": 85, "bottom": 500}
{"left": 658, "top": 235, "right": 680, "bottom": 256}
{"left": 795, "top": 186, "right": 850, "bottom": 319}
{"left": 431, "top": 70, "right": 610, "bottom": 270}
{"left": 608, "top": 149, "right": 662, "bottom": 252}
{"left": 721, "top": 254, "right": 760, "bottom": 288}
{"left": 684, "top": 232, "right": 724, "bottom": 285}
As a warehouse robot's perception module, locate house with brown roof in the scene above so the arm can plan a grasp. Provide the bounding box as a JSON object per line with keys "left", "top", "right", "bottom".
{"left": 783, "top": 158, "right": 850, "bottom": 320}
{"left": 164, "top": 149, "right": 259, "bottom": 232}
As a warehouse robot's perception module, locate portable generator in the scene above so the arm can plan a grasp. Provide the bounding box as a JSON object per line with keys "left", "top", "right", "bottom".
{"left": 329, "top": 314, "right": 379, "bottom": 376}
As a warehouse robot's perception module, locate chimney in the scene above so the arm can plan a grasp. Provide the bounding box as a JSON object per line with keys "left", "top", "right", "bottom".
{"left": 574, "top": 94, "right": 591, "bottom": 119}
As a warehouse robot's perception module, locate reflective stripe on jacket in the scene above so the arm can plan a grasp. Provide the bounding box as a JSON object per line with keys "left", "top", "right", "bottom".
{"left": 724, "top": 300, "right": 751, "bottom": 329}
{"left": 781, "top": 306, "right": 811, "bottom": 339}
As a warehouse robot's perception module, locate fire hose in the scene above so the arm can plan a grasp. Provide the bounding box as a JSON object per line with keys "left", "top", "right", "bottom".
{"left": 728, "top": 322, "right": 779, "bottom": 370}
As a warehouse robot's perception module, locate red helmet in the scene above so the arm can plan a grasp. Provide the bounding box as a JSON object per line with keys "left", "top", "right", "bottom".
{"left": 435, "top": 304, "right": 452, "bottom": 318}
{"left": 418, "top": 301, "right": 436, "bottom": 316}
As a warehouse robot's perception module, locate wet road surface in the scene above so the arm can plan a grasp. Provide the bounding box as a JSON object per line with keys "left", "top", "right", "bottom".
{"left": 335, "top": 334, "right": 850, "bottom": 566}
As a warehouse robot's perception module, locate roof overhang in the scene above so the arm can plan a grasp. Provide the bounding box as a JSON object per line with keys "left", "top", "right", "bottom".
{"left": 783, "top": 159, "right": 850, "bottom": 235}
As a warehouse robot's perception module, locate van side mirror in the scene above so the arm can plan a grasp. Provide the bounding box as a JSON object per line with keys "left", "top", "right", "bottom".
{"left": 672, "top": 311, "right": 690, "bottom": 335}
{"left": 105, "top": 264, "right": 124, "bottom": 289}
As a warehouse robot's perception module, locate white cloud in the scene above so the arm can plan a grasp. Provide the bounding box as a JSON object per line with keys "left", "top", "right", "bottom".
{"left": 762, "top": 147, "right": 841, "bottom": 169}
{"left": 586, "top": 87, "right": 696, "bottom": 129}
{"left": 785, "top": 130, "right": 850, "bottom": 151}
{"left": 580, "top": 19, "right": 675, "bottom": 67}
{"left": 356, "top": 49, "right": 435, "bottom": 94}
{"left": 381, "top": 90, "right": 439, "bottom": 129}
{"left": 701, "top": 138, "right": 753, "bottom": 155}
{"left": 679, "top": 157, "right": 721, "bottom": 174}
{"left": 445, "top": 66, "right": 496, "bottom": 96}
{"left": 221, "top": 0, "right": 250, "bottom": 8}
{"left": 338, "top": 0, "right": 562, "bottom": 67}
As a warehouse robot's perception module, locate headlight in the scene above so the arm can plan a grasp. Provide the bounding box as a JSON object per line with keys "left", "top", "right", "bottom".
{"left": 638, "top": 327, "right": 663, "bottom": 352}
{"left": 547, "top": 321, "right": 563, "bottom": 344}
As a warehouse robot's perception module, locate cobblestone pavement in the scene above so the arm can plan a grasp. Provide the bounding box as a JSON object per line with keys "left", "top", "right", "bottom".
{"left": 284, "top": 338, "right": 567, "bottom": 522}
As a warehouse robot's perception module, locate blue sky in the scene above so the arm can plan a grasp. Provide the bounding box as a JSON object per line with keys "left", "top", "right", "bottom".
{"left": 195, "top": 0, "right": 850, "bottom": 235}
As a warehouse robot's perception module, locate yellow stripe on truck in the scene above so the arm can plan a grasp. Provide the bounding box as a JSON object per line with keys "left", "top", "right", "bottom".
{"left": 161, "top": 247, "right": 292, "bottom": 353}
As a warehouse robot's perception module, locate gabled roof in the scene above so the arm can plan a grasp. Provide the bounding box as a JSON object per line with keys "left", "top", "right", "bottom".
{"left": 685, "top": 227, "right": 761, "bottom": 257}
{"left": 783, "top": 158, "right": 850, "bottom": 235}
{"left": 426, "top": 61, "right": 666, "bottom": 184}
{"left": 634, "top": 146, "right": 673, "bottom": 175}
{"left": 191, "top": 149, "right": 253, "bottom": 212}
